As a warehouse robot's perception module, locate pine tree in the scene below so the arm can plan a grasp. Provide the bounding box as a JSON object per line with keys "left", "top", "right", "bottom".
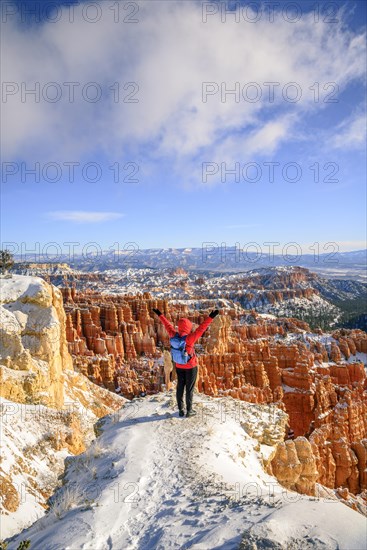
{"left": 0, "top": 250, "right": 14, "bottom": 275}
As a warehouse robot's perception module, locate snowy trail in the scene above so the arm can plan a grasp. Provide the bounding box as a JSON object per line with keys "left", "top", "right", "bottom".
{"left": 95, "top": 393, "right": 266, "bottom": 549}
{"left": 8, "top": 391, "right": 367, "bottom": 550}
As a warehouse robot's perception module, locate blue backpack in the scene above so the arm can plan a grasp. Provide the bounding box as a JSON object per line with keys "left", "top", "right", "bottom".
{"left": 170, "top": 332, "right": 193, "bottom": 365}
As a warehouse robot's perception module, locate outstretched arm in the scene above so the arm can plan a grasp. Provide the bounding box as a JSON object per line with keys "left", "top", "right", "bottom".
{"left": 190, "top": 310, "right": 219, "bottom": 344}
{"left": 153, "top": 308, "right": 176, "bottom": 338}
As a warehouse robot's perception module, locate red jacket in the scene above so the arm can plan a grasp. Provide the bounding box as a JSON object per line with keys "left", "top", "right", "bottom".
{"left": 159, "top": 315, "right": 213, "bottom": 369}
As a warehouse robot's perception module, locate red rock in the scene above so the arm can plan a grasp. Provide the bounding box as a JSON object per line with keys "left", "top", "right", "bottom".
{"left": 60, "top": 286, "right": 367, "bottom": 497}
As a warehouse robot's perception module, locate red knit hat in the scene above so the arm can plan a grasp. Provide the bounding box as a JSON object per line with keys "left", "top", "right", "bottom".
{"left": 177, "top": 318, "right": 192, "bottom": 336}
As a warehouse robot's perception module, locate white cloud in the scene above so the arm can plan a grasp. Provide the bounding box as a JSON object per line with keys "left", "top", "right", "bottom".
{"left": 2, "top": 1, "right": 365, "bottom": 175}
{"left": 331, "top": 112, "right": 367, "bottom": 150}
{"left": 46, "top": 211, "right": 124, "bottom": 223}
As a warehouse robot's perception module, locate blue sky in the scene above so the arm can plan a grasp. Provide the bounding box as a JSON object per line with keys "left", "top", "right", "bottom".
{"left": 1, "top": 0, "right": 366, "bottom": 257}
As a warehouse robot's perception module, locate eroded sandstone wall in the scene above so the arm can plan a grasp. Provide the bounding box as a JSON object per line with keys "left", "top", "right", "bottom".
{"left": 60, "top": 286, "right": 367, "bottom": 498}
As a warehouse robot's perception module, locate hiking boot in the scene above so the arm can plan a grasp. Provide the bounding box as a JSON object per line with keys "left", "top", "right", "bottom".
{"left": 179, "top": 409, "right": 185, "bottom": 417}
{"left": 186, "top": 410, "right": 197, "bottom": 418}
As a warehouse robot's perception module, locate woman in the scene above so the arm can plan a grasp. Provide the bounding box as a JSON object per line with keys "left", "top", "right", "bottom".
{"left": 153, "top": 308, "right": 219, "bottom": 417}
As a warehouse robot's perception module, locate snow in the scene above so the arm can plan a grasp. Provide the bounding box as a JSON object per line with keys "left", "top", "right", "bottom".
{"left": 347, "top": 352, "right": 367, "bottom": 366}
{"left": 242, "top": 497, "right": 367, "bottom": 549}
{"left": 257, "top": 312, "right": 277, "bottom": 320}
{"left": 281, "top": 384, "right": 309, "bottom": 394}
{"left": 0, "top": 275, "right": 60, "bottom": 355}
{"left": 0, "top": 398, "right": 73, "bottom": 539}
{"left": 0, "top": 274, "right": 49, "bottom": 304}
{"left": 6, "top": 392, "right": 367, "bottom": 550}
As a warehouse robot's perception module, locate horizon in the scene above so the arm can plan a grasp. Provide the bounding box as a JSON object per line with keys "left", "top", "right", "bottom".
{"left": 9, "top": 245, "right": 367, "bottom": 258}
{"left": 8, "top": 245, "right": 367, "bottom": 281}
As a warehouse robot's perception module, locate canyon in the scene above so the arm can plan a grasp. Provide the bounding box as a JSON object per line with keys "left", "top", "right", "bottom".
{"left": 14, "top": 262, "right": 367, "bottom": 330}
{"left": 60, "top": 283, "right": 367, "bottom": 513}
{"left": 1, "top": 269, "right": 366, "bottom": 541}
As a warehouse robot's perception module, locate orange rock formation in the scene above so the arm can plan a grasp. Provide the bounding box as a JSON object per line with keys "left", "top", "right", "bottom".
{"left": 60, "top": 287, "right": 367, "bottom": 498}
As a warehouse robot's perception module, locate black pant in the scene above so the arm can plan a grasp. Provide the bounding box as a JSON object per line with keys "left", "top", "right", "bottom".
{"left": 176, "top": 366, "right": 198, "bottom": 412}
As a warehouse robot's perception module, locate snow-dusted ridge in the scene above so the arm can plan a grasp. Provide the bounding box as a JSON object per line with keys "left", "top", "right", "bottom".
{"left": 7, "top": 392, "right": 367, "bottom": 550}
{"left": 0, "top": 275, "right": 125, "bottom": 542}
